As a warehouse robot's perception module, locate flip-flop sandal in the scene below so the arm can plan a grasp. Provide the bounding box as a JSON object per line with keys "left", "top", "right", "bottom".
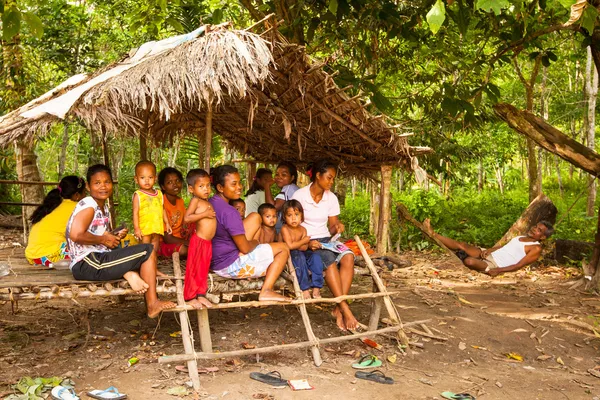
{"left": 249, "top": 371, "right": 288, "bottom": 387}
{"left": 355, "top": 370, "right": 394, "bottom": 385}
{"left": 175, "top": 365, "right": 219, "bottom": 374}
{"left": 86, "top": 386, "right": 127, "bottom": 400}
{"left": 50, "top": 386, "right": 79, "bottom": 400}
{"left": 352, "top": 354, "right": 382, "bottom": 369}
{"left": 441, "top": 392, "right": 476, "bottom": 400}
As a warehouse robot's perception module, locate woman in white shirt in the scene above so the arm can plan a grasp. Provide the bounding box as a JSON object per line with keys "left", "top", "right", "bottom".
{"left": 292, "top": 159, "right": 358, "bottom": 331}
{"left": 244, "top": 168, "right": 273, "bottom": 216}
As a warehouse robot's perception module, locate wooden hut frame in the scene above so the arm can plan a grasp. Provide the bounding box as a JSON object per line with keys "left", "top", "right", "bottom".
{"left": 0, "top": 16, "right": 434, "bottom": 389}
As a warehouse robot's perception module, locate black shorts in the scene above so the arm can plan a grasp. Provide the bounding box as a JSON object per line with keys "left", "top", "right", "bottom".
{"left": 71, "top": 244, "right": 153, "bottom": 281}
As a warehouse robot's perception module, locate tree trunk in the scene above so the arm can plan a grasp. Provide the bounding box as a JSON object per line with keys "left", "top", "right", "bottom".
{"left": 555, "top": 156, "right": 564, "bottom": 197}
{"left": 586, "top": 47, "right": 599, "bottom": 217}
{"left": 478, "top": 157, "right": 484, "bottom": 193}
{"left": 58, "top": 123, "right": 69, "bottom": 178}
{"left": 369, "top": 181, "right": 379, "bottom": 236}
{"left": 495, "top": 166, "right": 504, "bottom": 194}
{"left": 493, "top": 193, "right": 558, "bottom": 248}
{"left": 15, "top": 141, "right": 45, "bottom": 242}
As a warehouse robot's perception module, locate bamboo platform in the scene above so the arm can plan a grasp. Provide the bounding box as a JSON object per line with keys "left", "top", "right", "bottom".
{"left": 0, "top": 237, "right": 407, "bottom": 392}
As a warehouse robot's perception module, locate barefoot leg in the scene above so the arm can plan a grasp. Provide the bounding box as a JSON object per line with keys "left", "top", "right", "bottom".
{"left": 302, "top": 290, "right": 311, "bottom": 299}
{"left": 424, "top": 219, "right": 482, "bottom": 258}
{"left": 139, "top": 252, "right": 175, "bottom": 317}
{"left": 258, "top": 243, "right": 289, "bottom": 302}
{"left": 312, "top": 288, "right": 321, "bottom": 299}
{"left": 123, "top": 271, "right": 149, "bottom": 294}
{"left": 187, "top": 296, "right": 213, "bottom": 309}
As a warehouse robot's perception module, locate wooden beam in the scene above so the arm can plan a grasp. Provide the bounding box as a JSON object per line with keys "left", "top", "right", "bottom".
{"left": 376, "top": 165, "right": 393, "bottom": 254}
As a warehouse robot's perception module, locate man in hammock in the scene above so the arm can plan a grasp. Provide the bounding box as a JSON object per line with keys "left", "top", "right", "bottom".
{"left": 423, "top": 220, "right": 554, "bottom": 277}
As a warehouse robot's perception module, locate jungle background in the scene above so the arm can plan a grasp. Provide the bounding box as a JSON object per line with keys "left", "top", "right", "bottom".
{"left": 1, "top": 0, "right": 599, "bottom": 254}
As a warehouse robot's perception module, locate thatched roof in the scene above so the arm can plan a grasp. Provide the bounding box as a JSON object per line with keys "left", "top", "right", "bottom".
{"left": 0, "top": 19, "right": 431, "bottom": 175}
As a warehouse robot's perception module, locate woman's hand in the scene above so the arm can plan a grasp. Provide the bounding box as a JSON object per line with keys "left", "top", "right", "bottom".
{"left": 261, "top": 176, "right": 275, "bottom": 190}
{"left": 116, "top": 228, "right": 128, "bottom": 240}
{"left": 102, "top": 232, "right": 121, "bottom": 249}
{"left": 308, "top": 240, "right": 322, "bottom": 251}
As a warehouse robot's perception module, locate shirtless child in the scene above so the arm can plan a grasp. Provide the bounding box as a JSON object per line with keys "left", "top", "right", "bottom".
{"left": 280, "top": 200, "right": 323, "bottom": 299}
{"left": 254, "top": 203, "right": 277, "bottom": 244}
{"left": 183, "top": 169, "right": 217, "bottom": 309}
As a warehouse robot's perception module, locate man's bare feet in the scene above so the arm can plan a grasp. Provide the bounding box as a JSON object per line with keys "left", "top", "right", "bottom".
{"left": 341, "top": 307, "right": 359, "bottom": 331}
{"left": 312, "top": 288, "right": 322, "bottom": 299}
{"left": 147, "top": 299, "right": 176, "bottom": 318}
{"left": 302, "top": 290, "right": 311, "bottom": 300}
{"left": 123, "top": 271, "right": 149, "bottom": 294}
{"left": 332, "top": 306, "right": 346, "bottom": 331}
{"left": 422, "top": 218, "right": 435, "bottom": 236}
{"left": 258, "top": 289, "right": 289, "bottom": 302}
{"left": 187, "top": 296, "right": 213, "bottom": 309}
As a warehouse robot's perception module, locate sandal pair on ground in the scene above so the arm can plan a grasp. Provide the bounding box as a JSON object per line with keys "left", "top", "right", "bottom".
{"left": 250, "top": 368, "right": 394, "bottom": 387}
{"left": 51, "top": 385, "right": 127, "bottom": 400}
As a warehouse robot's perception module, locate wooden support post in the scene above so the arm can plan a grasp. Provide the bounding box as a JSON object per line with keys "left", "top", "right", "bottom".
{"left": 172, "top": 252, "right": 201, "bottom": 391}
{"left": 197, "top": 309, "right": 212, "bottom": 352}
{"left": 139, "top": 131, "right": 148, "bottom": 161}
{"left": 354, "top": 236, "right": 401, "bottom": 325}
{"left": 286, "top": 258, "right": 323, "bottom": 366}
{"left": 247, "top": 162, "right": 256, "bottom": 192}
{"left": 377, "top": 165, "right": 392, "bottom": 254}
{"left": 368, "top": 282, "right": 382, "bottom": 331}
{"left": 101, "top": 128, "right": 116, "bottom": 228}
{"left": 204, "top": 104, "right": 213, "bottom": 171}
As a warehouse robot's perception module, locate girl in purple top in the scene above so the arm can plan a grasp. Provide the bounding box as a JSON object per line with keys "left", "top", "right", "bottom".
{"left": 209, "top": 165, "right": 289, "bottom": 302}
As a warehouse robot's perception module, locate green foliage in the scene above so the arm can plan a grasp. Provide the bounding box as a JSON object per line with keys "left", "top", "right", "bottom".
{"left": 426, "top": 0, "right": 445, "bottom": 34}
{"left": 7, "top": 376, "right": 72, "bottom": 400}
{"left": 340, "top": 194, "right": 371, "bottom": 241}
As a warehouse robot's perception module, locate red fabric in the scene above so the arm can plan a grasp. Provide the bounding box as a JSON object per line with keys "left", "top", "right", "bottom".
{"left": 184, "top": 234, "right": 212, "bottom": 301}
{"left": 158, "top": 242, "right": 182, "bottom": 258}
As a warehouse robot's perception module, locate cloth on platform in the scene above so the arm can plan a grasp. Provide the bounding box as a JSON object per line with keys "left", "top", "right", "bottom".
{"left": 66, "top": 196, "right": 111, "bottom": 267}
{"left": 134, "top": 189, "right": 164, "bottom": 236}
{"left": 213, "top": 243, "right": 273, "bottom": 279}
{"left": 245, "top": 190, "right": 265, "bottom": 216}
{"left": 291, "top": 249, "right": 323, "bottom": 291}
{"left": 184, "top": 234, "right": 212, "bottom": 300}
{"left": 210, "top": 195, "right": 246, "bottom": 272}
{"left": 71, "top": 244, "right": 153, "bottom": 281}
{"left": 292, "top": 183, "right": 340, "bottom": 239}
{"left": 26, "top": 199, "right": 77, "bottom": 266}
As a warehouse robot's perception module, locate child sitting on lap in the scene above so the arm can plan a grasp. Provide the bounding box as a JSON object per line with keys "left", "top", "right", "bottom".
{"left": 158, "top": 167, "right": 192, "bottom": 258}
{"left": 133, "top": 161, "right": 171, "bottom": 275}
{"left": 183, "top": 169, "right": 217, "bottom": 309}
{"left": 255, "top": 203, "right": 277, "bottom": 244}
{"left": 229, "top": 198, "right": 246, "bottom": 220}
{"left": 280, "top": 200, "right": 323, "bottom": 299}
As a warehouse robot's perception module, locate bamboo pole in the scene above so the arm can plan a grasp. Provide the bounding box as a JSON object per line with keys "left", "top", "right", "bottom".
{"left": 0, "top": 286, "right": 178, "bottom": 301}
{"left": 158, "top": 320, "right": 429, "bottom": 364}
{"left": 204, "top": 104, "right": 213, "bottom": 172}
{"left": 172, "top": 252, "right": 201, "bottom": 391}
{"left": 377, "top": 165, "right": 392, "bottom": 254}
{"left": 162, "top": 291, "right": 400, "bottom": 313}
{"left": 286, "top": 258, "right": 322, "bottom": 366}
{"left": 354, "top": 236, "right": 401, "bottom": 325}
{"left": 368, "top": 282, "right": 382, "bottom": 331}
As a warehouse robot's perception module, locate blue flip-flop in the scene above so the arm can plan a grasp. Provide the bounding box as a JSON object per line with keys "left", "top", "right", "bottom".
{"left": 86, "top": 386, "right": 127, "bottom": 400}
{"left": 51, "top": 386, "right": 80, "bottom": 400}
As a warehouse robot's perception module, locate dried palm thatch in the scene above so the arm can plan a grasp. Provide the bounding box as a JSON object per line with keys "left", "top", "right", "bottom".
{"left": 0, "top": 18, "right": 431, "bottom": 175}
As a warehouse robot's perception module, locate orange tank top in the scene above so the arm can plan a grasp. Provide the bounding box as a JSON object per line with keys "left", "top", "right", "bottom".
{"left": 163, "top": 195, "right": 186, "bottom": 238}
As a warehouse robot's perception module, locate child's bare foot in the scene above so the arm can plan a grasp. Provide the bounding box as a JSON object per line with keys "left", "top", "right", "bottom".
{"left": 312, "top": 288, "right": 322, "bottom": 299}
{"left": 342, "top": 308, "right": 359, "bottom": 331}
{"left": 259, "top": 289, "right": 290, "bottom": 302}
{"left": 302, "top": 290, "right": 311, "bottom": 300}
{"left": 422, "top": 218, "right": 435, "bottom": 236}
{"left": 147, "top": 299, "right": 176, "bottom": 318}
{"left": 123, "top": 271, "right": 149, "bottom": 294}
{"left": 332, "top": 306, "right": 346, "bottom": 331}
{"left": 187, "top": 296, "right": 213, "bottom": 309}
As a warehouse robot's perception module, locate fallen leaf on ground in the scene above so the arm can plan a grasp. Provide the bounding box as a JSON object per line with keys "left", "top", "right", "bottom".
{"left": 127, "top": 357, "right": 139, "bottom": 367}
{"left": 419, "top": 378, "right": 433, "bottom": 386}
{"left": 556, "top": 357, "right": 564, "bottom": 365}
{"left": 511, "top": 328, "right": 528, "bottom": 333}
{"left": 129, "top": 319, "right": 141, "bottom": 327}
{"left": 387, "top": 354, "right": 397, "bottom": 363}
{"left": 457, "top": 296, "right": 473, "bottom": 305}
{"left": 241, "top": 342, "right": 256, "bottom": 349}
{"left": 169, "top": 331, "right": 181, "bottom": 338}
{"left": 458, "top": 342, "right": 466, "bottom": 351}
{"left": 166, "top": 386, "right": 189, "bottom": 396}
{"left": 589, "top": 368, "right": 600, "bottom": 379}
{"left": 259, "top": 313, "right": 270, "bottom": 318}
{"left": 537, "top": 355, "right": 552, "bottom": 361}
{"left": 471, "top": 345, "right": 487, "bottom": 351}
{"left": 324, "top": 368, "right": 341, "bottom": 374}
{"left": 495, "top": 381, "right": 503, "bottom": 388}
{"left": 226, "top": 358, "right": 242, "bottom": 367}
{"left": 506, "top": 352, "right": 523, "bottom": 362}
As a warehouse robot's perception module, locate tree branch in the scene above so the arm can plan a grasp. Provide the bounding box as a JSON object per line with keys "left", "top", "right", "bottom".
{"left": 239, "top": 0, "right": 265, "bottom": 22}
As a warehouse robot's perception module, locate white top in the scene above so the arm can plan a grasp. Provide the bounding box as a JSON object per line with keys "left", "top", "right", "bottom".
{"left": 245, "top": 190, "right": 266, "bottom": 216}
{"left": 66, "top": 197, "right": 111, "bottom": 267}
{"left": 292, "top": 183, "right": 340, "bottom": 239}
{"left": 275, "top": 184, "right": 300, "bottom": 202}
{"left": 491, "top": 236, "right": 540, "bottom": 268}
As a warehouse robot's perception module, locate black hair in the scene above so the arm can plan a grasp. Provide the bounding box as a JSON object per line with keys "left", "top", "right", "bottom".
{"left": 229, "top": 198, "right": 245, "bottom": 207}
{"left": 539, "top": 220, "right": 555, "bottom": 237}
{"left": 306, "top": 159, "right": 337, "bottom": 182}
{"left": 210, "top": 165, "right": 239, "bottom": 192}
{"left": 158, "top": 167, "right": 184, "bottom": 188}
{"left": 186, "top": 168, "right": 209, "bottom": 186}
{"left": 257, "top": 203, "right": 276, "bottom": 216}
{"left": 276, "top": 161, "right": 298, "bottom": 185}
{"left": 30, "top": 175, "right": 86, "bottom": 224}
{"left": 135, "top": 160, "right": 156, "bottom": 174}
{"left": 245, "top": 168, "right": 272, "bottom": 196}
{"left": 87, "top": 164, "right": 113, "bottom": 184}
{"left": 281, "top": 199, "right": 304, "bottom": 223}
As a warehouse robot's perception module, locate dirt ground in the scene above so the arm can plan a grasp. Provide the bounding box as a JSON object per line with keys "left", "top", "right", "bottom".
{"left": 2, "top": 226, "right": 600, "bottom": 400}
